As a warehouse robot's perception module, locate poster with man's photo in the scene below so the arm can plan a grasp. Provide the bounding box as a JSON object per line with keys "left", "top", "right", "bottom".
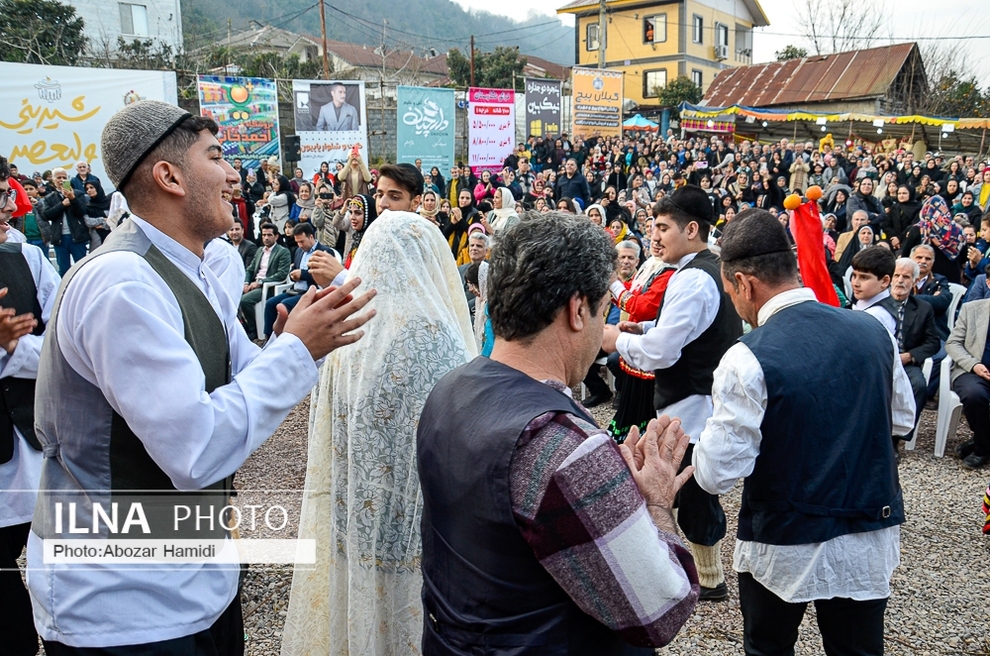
{"left": 292, "top": 79, "right": 368, "bottom": 176}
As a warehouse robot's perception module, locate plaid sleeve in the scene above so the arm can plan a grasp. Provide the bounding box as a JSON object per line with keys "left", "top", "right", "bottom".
{"left": 510, "top": 410, "right": 699, "bottom": 647}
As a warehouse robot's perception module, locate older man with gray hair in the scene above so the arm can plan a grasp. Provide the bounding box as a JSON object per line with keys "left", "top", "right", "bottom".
{"left": 458, "top": 230, "right": 488, "bottom": 315}
{"left": 417, "top": 211, "right": 699, "bottom": 654}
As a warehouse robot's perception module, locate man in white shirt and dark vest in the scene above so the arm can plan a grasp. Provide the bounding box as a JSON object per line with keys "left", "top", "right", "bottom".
{"left": 0, "top": 156, "right": 60, "bottom": 656}
{"left": 603, "top": 185, "right": 742, "bottom": 601}
{"left": 28, "top": 101, "right": 376, "bottom": 655}
{"left": 693, "top": 208, "right": 915, "bottom": 655}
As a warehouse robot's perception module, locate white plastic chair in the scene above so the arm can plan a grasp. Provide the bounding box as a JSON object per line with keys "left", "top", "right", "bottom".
{"left": 927, "top": 355, "right": 961, "bottom": 458}
{"left": 842, "top": 266, "right": 853, "bottom": 302}
{"left": 253, "top": 276, "right": 293, "bottom": 338}
{"left": 946, "top": 283, "right": 966, "bottom": 331}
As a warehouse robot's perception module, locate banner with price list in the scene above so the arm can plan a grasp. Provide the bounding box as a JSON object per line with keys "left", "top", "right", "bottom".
{"left": 197, "top": 75, "right": 280, "bottom": 173}
{"left": 396, "top": 86, "right": 455, "bottom": 173}
{"left": 468, "top": 87, "right": 515, "bottom": 175}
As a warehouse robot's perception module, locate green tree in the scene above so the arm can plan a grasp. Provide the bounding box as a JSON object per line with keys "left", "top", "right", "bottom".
{"left": 240, "top": 51, "right": 321, "bottom": 80}
{"left": 0, "top": 0, "right": 86, "bottom": 65}
{"left": 655, "top": 76, "right": 702, "bottom": 118}
{"left": 775, "top": 45, "right": 808, "bottom": 61}
{"left": 447, "top": 46, "right": 526, "bottom": 89}
{"left": 923, "top": 72, "right": 990, "bottom": 117}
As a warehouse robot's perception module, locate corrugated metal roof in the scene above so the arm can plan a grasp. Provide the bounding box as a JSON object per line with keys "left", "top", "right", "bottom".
{"left": 703, "top": 43, "right": 919, "bottom": 108}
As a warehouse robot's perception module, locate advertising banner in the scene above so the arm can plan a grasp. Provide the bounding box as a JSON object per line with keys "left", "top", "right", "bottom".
{"left": 0, "top": 62, "right": 177, "bottom": 190}
{"left": 292, "top": 79, "right": 368, "bottom": 175}
{"left": 197, "top": 75, "right": 280, "bottom": 173}
{"left": 468, "top": 87, "right": 515, "bottom": 174}
{"left": 571, "top": 67, "right": 623, "bottom": 139}
{"left": 396, "top": 86, "right": 455, "bottom": 173}
{"left": 524, "top": 78, "right": 562, "bottom": 139}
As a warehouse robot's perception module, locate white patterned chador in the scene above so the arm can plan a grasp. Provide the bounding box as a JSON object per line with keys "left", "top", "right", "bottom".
{"left": 281, "top": 211, "right": 476, "bottom": 656}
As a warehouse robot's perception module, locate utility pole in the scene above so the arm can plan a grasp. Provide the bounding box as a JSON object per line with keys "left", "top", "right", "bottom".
{"left": 470, "top": 35, "right": 475, "bottom": 87}
{"left": 597, "top": 0, "right": 606, "bottom": 69}
{"left": 318, "top": 0, "right": 331, "bottom": 79}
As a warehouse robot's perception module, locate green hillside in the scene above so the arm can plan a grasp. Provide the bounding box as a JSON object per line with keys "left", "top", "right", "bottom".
{"left": 182, "top": 0, "right": 575, "bottom": 66}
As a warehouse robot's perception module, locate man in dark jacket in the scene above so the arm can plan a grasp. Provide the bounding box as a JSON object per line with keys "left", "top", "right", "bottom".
{"left": 554, "top": 158, "right": 591, "bottom": 209}
{"left": 38, "top": 167, "right": 89, "bottom": 275}
{"left": 889, "top": 256, "right": 941, "bottom": 444}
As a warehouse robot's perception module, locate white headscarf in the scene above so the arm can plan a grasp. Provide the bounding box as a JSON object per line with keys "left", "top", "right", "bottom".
{"left": 474, "top": 261, "right": 490, "bottom": 347}
{"left": 283, "top": 211, "right": 476, "bottom": 654}
{"left": 490, "top": 187, "right": 519, "bottom": 234}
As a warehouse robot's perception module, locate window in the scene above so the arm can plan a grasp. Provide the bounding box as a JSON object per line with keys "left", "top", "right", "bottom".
{"left": 644, "top": 69, "right": 667, "bottom": 98}
{"left": 715, "top": 23, "right": 729, "bottom": 47}
{"left": 691, "top": 70, "right": 703, "bottom": 88}
{"left": 692, "top": 15, "right": 703, "bottom": 44}
{"left": 119, "top": 3, "right": 148, "bottom": 36}
{"left": 735, "top": 24, "right": 753, "bottom": 62}
{"left": 644, "top": 14, "right": 667, "bottom": 44}
{"left": 586, "top": 23, "right": 601, "bottom": 51}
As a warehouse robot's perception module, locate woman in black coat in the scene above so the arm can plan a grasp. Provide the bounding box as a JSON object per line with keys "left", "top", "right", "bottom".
{"left": 882, "top": 185, "right": 922, "bottom": 251}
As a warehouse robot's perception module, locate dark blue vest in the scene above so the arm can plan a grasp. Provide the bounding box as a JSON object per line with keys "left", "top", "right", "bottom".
{"left": 417, "top": 357, "right": 648, "bottom": 655}
{"left": 737, "top": 301, "right": 904, "bottom": 546}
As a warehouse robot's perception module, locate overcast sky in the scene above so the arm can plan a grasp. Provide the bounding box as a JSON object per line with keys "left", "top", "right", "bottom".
{"left": 454, "top": 0, "right": 990, "bottom": 82}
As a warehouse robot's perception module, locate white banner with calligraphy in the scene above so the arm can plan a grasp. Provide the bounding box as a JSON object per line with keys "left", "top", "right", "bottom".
{"left": 0, "top": 62, "right": 177, "bottom": 190}
{"left": 396, "top": 86, "right": 455, "bottom": 173}
{"left": 468, "top": 87, "right": 515, "bottom": 175}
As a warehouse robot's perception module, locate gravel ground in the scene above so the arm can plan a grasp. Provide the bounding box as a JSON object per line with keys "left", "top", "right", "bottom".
{"left": 235, "top": 396, "right": 990, "bottom": 655}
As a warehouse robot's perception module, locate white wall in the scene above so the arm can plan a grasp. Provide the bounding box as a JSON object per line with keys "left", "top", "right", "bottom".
{"left": 66, "top": 0, "right": 184, "bottom": 53}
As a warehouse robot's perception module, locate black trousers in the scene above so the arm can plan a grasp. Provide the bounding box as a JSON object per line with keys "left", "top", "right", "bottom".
{"left": 674, "top": 443, "right": 727, "bottom": 546}
{"left": 738, "top": 572, "right": 887, "bottom": 656}
{"left": 583, "top": 349, "right": 611, "bottom": 398}
{"left": 0, "top": 522, "right": 38, "bottom": 656}
{"left": 43, "top": 595, "right": 243, "bottom": 656}
{"left": 953, "top": 372, "right": 990, "bottom": 457}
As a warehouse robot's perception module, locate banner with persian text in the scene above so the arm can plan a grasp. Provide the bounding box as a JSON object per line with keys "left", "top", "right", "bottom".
{"left": 0, "top": 62, "right": 177, "bottom": 191}
{"left": 197, "top": 75, "right": 280, "bottom": 173}
{"left": 524, "top": 78, "right": 562, "bottom": 139}
{"left": 571, "top": 67, "right": 623, "bottom": 139}
{"left": 396, "top": 86, "right": 455, "bottom": 173}
{"left": 468, "top": 87, "right": 515, "bottom": 174}
{"left": 292, "top": 79, "right": 368, "bottom": 176}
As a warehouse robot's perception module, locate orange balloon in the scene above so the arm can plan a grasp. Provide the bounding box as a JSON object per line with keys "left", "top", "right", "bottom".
{"left": 806, "top": 185, "right": 823, "bottom": 201}
{"left": 783, "top": 194, "right": 802, "bottom": 211}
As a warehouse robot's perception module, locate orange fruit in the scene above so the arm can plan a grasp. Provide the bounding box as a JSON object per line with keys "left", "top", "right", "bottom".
{"left": 806, "top": 185, "right": 823, "bottom": 201}
{"left": 229, "top": 85, "right": 249, "bottom": 104}
{"left": 783, "top": 194, "right": 802, "bottom": 211}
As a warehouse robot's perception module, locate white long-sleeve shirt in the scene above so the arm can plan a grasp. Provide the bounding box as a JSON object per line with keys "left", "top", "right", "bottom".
{"left": 615, "top": 251, "right": 722, "bottom": 443}
{"left": 854, "top": 288, "right": 897, "bottom": 336}
{"left": 693, "top": 288, "right": 916, "bottom": 603}
{"left": 0, "top": 242, "right": 59, "bottom": 527}
{"left": 27, "top": 215, "right": 321, "bottom": 647}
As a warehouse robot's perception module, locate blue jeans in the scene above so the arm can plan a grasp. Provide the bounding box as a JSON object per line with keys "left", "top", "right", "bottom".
{"left": 263, "top": 292, "right": 303, "bottom": 337}
{"left": 53, "top": 239, "right": 88, "bottom": 276}
{"left": 27, "top": 239, "right": 45, "bottom": 251}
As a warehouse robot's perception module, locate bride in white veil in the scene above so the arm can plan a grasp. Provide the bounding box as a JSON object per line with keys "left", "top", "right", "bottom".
{"left": 281, "top": 211, "right": 477, "bottom": 655}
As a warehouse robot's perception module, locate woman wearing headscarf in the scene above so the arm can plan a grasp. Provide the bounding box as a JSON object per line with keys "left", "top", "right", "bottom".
{"left": 342, "top": 193, "right": 378, "bottom": 269}
{"left": 606, "top": 238, "right": 676, "bottom": 442}
{"left": 823, "top": 186, "right": 851, "bottom": 233}
{"left": 83, "top": 180, "right": 111, "bottom": 247}
{"left": 289, "top": 182, "right": 316, "bottom": 223}
{"left": 312, "top": 161, "right": 335, "bottom": 188}
{"left": 484, "top": 187, "right": 519, "bottom": 247}
{"left": 882, "top": 185, "right": 922, "bottom": 250}
{"left": 900, "top": 195, "right": 965, "bottom": 283}
{"left": 585, "top": 203, "right": 606, "bottom": 226}
{"left": 282, "top": 212, "right": 477, "bottom": 656}
{"left": 525, "top": 177, "right": 547, "bottom": 207}
{"left": 339, "top": 149, "right": 372, "bottom": 202}
{"left": 443, "top": 189, "right": 480, "bottom": 264}
{"left": 418, "top": 189, "right": 442, "bottom": 227}
{"left": 268, "top": 175, "right": 296, "bottom": 232}
{"left": 836, "top": 224, "right": 876, "bottom": 277}
{"left": 473, "top": 170, "right": 496, "bottom": 204}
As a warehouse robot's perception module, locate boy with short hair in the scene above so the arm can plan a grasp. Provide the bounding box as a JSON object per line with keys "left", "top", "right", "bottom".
{"left": 851, "top": 246, "right": 898, "bottom": 335}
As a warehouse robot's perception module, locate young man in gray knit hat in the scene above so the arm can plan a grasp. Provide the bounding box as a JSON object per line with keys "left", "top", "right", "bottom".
{"left": 27, "top": 100, "right": 377, "bottom": 655}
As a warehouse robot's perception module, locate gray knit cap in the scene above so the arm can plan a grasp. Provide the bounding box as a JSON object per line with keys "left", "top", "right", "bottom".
{"left": 101, "top": 100, "right": 191, "bottom": 191}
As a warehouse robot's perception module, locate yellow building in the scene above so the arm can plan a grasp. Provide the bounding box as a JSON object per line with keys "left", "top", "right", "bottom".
{"left": 557, "top": 0, "right": 770, "bottom": 106}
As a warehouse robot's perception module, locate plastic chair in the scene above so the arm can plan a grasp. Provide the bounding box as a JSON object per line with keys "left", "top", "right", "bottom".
{"left": 946, "top": 283, "right": 966, "bottom": 331}
{"left": 842, "top": 266, "right": 853, "bottom": 302}
{"left": 929, "top": 355, "right": 961, "bottom": 458}
{"left": 253, "top": 277, "right": 293, "bottom": 338}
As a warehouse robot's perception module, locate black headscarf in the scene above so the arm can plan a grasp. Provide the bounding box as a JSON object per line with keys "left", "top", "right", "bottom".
{"left": 84, "top": 180, "right": 110, "bottom": 216}
{"left": 276, "top": 175, "right": 296, "bottom": 208}
{"left": 346, "top": 193, "right": 378, "bottom": 265}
